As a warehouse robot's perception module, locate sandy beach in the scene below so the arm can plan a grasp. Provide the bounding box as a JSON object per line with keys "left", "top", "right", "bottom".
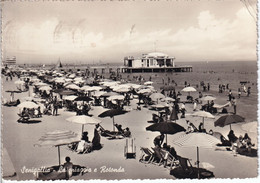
{"left": 2, "top": 67, "right": 258, "bottom": 180}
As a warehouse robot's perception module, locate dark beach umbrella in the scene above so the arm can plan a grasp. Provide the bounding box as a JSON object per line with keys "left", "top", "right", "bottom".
{"left": 98, "top": 109, "right": 128, "bottom": 131}
{"left": 146, "top": 122, "right": 186, "bottom": 144}
{"left": 74, "top": 96, "right": 93, "bottom": 102}
{"left": 5, "top": 90, "right": 21, "bottom": 93}
{"left": 214, "top": 114, "right": 245, "bottom": 130}
{"left": 53, "top": 89, "right": 76, "bottom": 96}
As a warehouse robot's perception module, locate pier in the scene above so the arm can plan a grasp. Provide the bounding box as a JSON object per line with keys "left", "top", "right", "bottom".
{"left": 121, "top": 66, "right": 193, "bottom": 73}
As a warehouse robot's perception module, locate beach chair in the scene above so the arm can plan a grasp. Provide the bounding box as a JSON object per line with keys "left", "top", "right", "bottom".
{"left": 177, "top": 156, "right": 194, "bottom": 176}
{"left": 161, "top": 149, "right": 179, "bottom": 169}
{"left": 151, "top": 147, "right": 165, "bottom": 166}
{"left": 139, "top": 147, "right": 155, "bottom": 163}
{"left": 124, "top": 138, "right": 136, "bottom": 159}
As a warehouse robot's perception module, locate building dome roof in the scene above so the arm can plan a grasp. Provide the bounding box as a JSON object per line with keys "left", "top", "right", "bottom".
{"left": 146, "top": 52, "right": 168, "bottom": 58}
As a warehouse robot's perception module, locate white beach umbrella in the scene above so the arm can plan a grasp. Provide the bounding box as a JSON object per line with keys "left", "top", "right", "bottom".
{"left": 150, "top": 92, "right": 165, "bottom": 102}
{"left": 191, "top": 110, "right": 215, "bottom": 125}
{"left": 69, "top": 74, "right": 76, "bottom": 79}
{"left": 173, "top": 132, "right": 220, "bottom": 178}
{"left": 181, "top": 86, "right": 197, "bottom": 96}
{"left": 201, "top": 96, "right": 217, "bottom": 101}
{"left": 39, "top": 86, "right": 52, "bottom": 91}
{"left": 34, "top": 82, "right": 49, "bottom": 87}
{"left": 181, "top": 86, "right": 197, "bottom": 92}
{"left": 115, "top": 87, "right": 130, "bottom": 93}
{"left": 65, "top": 84, "right": 80, "bottom": 90}
{"left": 137, "top": 88, "right": 152, "bottom": 94}
{"left": 93, "top": 91, "right": 106, "bottom": 97}
{"left": 66, "top": 115, "right": 101, "bottom": 133}
{"left": 144, "top": 81, "right": 153, "bottom": 85}
{"left": 161, "top": 97, "right": 175, "bottom": 102}
{"left": 107, "top": 95, "right": 125, "bottom": 101}
{"left": 14, "top": 80, "right": 25, "bottom": 85}
{"left": 18, "top": 101, "right": 39, "bottom": 109}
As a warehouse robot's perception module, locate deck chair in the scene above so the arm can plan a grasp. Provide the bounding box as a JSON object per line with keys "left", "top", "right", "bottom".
{"left": 151, "top": 147, "right": 165, "bottom": 166}
{"left": 139, "top": 147, "right": 155, "bottom": 163}
{"left": 161, "top": 149, "right": 179, "bottom": 169}
{"left": 177, "top": 156, "right": 194, "bottom": 175}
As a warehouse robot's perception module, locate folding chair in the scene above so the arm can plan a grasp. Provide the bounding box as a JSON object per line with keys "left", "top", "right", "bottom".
{"left": 139, "top": 147, "right": 155, "bottom": 163}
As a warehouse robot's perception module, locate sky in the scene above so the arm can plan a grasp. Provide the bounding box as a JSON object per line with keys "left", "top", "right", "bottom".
{"left": 2, "top": 0, "right": 257, "bottom": 64}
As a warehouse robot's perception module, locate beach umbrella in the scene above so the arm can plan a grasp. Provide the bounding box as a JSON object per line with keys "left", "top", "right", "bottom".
{"left": 80, "top": 85, "right": 92, "bottom": 91}
{"left": 65, "top": 84, "right": 80, "bottom": 90}
{"left": 150, "top": 93, "right": 165, "bottom": 103}
{"left": 39, "top": 86, "right": 52, "bottom": 91}
{"left": 129, "top": 83, "right": 142, "bottom": 89}
{"left": 161, "top": 97, "right": 175, "bottom": 102}
{"left": 66, "top": 115, "right": 101, "bottom": 133}
{"left": 93, "top": 91, "right": 106, "bottom": 97}
{"left": 5, "top": 90, "right": 21, "bottom": 93}
{"left": 107, "top": 95, "right": 125, "bottom": 101}
{"left": 214, "top": 114, "right": 245, "bottom": 130}
{"left": 63, "top": 95, "right": 78, "bottom": 101}
{"left": 91, "top": 86, "right": 103, "bottom": 91}
{"left": 137, "top": 88, "right": 152, "bottom": 94}
{"left": 18, "top": 101, "right": 39, "bottom": 109}
{"left": 181, "top": 86, "right": 197, "bottom": 96}
{"left": 201, "top": 96, "right": 217, "bottom": 105}
{"left": 115, "top": 87, "right": 130, "bottom": 93}
{"left": 101, "top": 92, "right": 118, "bottom": 97}
{"left": 54, "top": 89, "right": 76, "bottom": 96}
{"left": 98, "top": 109, "right": 128, "bottom": 131}
{"left": 14, "top": 80, "right": 25, "bottom": 85}
{"left": 69, "top": 74, "right": 76, "bottom": 79}
{"left": 144, "top": 81, "right": 153, "bottom": 85}
{"left": 191, "top": 110, "right": 215, "bottom": 125}
{"left": 36, "top": 130, "right": 80, "bottom": 165}
{"left": 200, "top": 96, "right": 216, "bottom": 101}
{"left": 173, "top": 132, "right": 220, "bottom": 179}
{"left": 34, "top": 82, "right": 49, "bottom": 87}
{"left": 55, "top": 78, "right": 66, "bottom": 83}
{"left": 146, "top": 122, "right": 186, "bottom": 144}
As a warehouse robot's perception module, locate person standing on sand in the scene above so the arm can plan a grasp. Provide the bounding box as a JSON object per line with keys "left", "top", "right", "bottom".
{"left": 247, "top": 87, "right": 251, "bottom": 97}
{"left": 238, "top": 88, "right": 241, "bottom": 98}
{"left": 228, "top": 90, "right": 232, "bottom": 101}
{"left": 232, "top": 97, "right": 237, "bottom": 114}
{"left": 63, "top": 157, "right": 73, "bottom": 180}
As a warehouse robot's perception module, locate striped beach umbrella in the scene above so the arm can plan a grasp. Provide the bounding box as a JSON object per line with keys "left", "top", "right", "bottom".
{"left": 35, "top": 130, "right": 80, "bottom": 165}
{"left": 173, "top": 132, "right": 220, "bottom": 178}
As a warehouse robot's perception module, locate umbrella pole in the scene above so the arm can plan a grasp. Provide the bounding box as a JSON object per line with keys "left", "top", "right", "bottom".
{"left": 82, "top": 124, "right": 84, "bottom": 134}
{"left": 113, "top": 116, "right": 115, "bottom": 131}
{"left": 58, "top": 146, "right": 61, "bottom": 166}
{"left": 197, "top": 146, "right": 200, "bottom": 179}
{"left": 230, "top": 124, "right": 232, "bottom": 131}
{"left": 203, "top": 117, "right": 204, "bottom": 126}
